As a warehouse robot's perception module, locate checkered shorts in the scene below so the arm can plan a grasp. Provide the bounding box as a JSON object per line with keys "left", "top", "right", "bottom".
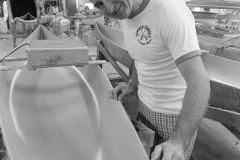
{"left": 137, "top": 100, "right": 197, "bottom": 160}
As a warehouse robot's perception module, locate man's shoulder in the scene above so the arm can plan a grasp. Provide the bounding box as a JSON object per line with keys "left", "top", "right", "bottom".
{"left": 150, "top": 0, "right": 172, "bottom": 12}
{"left": 150, "top": 0, "right": 188, "bottom": 17}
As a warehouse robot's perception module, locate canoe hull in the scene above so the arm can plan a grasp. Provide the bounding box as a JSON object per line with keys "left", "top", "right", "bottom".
{"left": 0, "top": 25, "right": 148, "bottom": 160}
{"left": 95, "top": 21, "right": 132, "bottom": 69}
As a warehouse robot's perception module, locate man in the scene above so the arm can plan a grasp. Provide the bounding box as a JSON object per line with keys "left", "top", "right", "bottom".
{"left": 44, "top": 1, "right": 51, "bottom": 14}
{"left": 3, "top": 0, "right": 9, "bottom": 31}
{"left": 90, "top": 0, "right": 210, "bottom": 159}
{"left": 0, "top": 5, "right": 2, "bottom": 17}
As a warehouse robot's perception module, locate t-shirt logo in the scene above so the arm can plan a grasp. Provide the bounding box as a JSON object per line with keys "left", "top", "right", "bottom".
{"left": 136, "top": 25, "right": 152, "bottom": 45}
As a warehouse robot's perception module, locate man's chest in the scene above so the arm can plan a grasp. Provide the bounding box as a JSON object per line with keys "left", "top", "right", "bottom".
{"left": 122, "top": 23, "right": 172, "bottom": 63}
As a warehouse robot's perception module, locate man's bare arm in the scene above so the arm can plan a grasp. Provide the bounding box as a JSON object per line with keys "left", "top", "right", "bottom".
{"left": 151, "top": 50, "right": 210, "bottom": 160}
{"left": 170, "top": 50, "right": 210, "bottom": 149}
{"left": 129, "top": 59, "right": 138, "bottom": 85}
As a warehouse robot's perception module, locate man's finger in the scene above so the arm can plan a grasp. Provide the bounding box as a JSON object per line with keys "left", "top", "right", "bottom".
{"left": 151, "top": 145, "right": 163, "bottom": 160}
{"left": 112, "top": 86, "right": 121, "bottom": 100}
{"left": 117, "top": 89, "right": 128, "bottom": 101}
{"left": 112, "top": 90, "right": 118, "bottom": 100}
{"left": 109, "top": 90, "right": 114, "bottom": 99}
{"left": 172, "top": 153, "right": 184, "bottom": 160}
{"left": 161, "top": 149, "right": 173, "bottom": 160}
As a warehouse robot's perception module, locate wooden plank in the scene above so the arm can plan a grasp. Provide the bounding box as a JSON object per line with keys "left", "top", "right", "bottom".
{"left": 199, "top": 41, "right": 240, "bottom": 62}
{"left": 209, "top": 80, "right": 240, "bottom": 113}
{"left": 201, "top": 55, "right": 240, "bottom": 112}
{"left": 97, "top": 40, "right": 130, "bottom": 82}
{"left": 205, "top": 106, "right": 240, "bottom": 129}
{"left": 196, "top": 25, "right": 225, "bottom": 39}
{"left": 192, "top": 11, "right": 218, "bottom": 19}
{"left": 0, "top": 57, "right": 27, "bottom": 62}
{"left": 0, "top": 65, "right": 24, "bottom": 71}
{"left": 197, "top": 34, "right": 223, "bottom": 45}
{"left": 186, "top": 1, "right": 240, "bottom": 9}
{"left": 95, "top": 21, "right": 132, "bottom": 69}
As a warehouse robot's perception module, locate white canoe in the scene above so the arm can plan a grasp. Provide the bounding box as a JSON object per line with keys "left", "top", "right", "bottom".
{"left": 0, "top": 25, "right": 148, "bottom": 160}
{"left": 95, "top": 21, "right": 132, "bottom": 69}
{"left": 186, "top": 0, "right": 240, "bottom": 9}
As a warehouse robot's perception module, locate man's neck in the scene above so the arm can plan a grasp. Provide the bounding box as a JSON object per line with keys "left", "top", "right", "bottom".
{"left": 128, "top": 0, "right": 150, "bottom": 19}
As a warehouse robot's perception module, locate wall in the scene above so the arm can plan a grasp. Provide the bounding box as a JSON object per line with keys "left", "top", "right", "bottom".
{"left": 65, "top": 0, "right": 77, "bottom": 16}
{"left": 10, "top": 0, "right": 37, "bottom": 18}
{"left": 62, "top": 0, "right": 95, "bottom": 16}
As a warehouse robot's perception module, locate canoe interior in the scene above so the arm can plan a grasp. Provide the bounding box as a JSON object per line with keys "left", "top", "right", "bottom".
{"left": 0, "top": 25, "right": 148, "bottom": 160}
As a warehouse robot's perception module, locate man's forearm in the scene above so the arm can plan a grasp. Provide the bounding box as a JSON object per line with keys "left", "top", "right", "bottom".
{"left": 170, "top": 76, "right": 210, "bottom": 149}
{"left": 128, "top": 59, "right": 138, "bottom": 85}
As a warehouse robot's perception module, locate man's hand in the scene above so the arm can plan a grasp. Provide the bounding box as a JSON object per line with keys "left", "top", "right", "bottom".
{"left": 151, "top": 140, "right": 185, "bottom": 160}
{"left": 109, "top": 82, "right": 137, "bottom": 101}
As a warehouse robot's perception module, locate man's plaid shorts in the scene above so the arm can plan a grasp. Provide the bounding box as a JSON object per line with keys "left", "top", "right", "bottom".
{"left": 137, "top": 100, "right": 197, "bottom": 160}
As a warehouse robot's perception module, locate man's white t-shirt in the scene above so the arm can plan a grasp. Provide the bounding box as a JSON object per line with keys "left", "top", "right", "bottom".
{"left": 121, "top": 0, "right": 200, "bottom": 115}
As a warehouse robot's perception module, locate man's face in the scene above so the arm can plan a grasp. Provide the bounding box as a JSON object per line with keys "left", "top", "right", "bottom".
{"left": 89, "top": 0, "right": 134, "bottom": 20}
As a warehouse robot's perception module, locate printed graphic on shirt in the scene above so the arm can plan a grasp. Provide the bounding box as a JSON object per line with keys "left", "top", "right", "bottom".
{"left": 136, "top": 25, "right": 152, "bottom": 45}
